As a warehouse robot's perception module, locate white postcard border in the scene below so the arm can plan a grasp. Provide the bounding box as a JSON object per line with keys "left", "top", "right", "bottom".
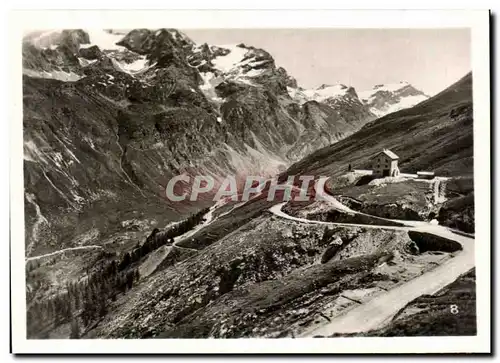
{"left": 9, "top": 9, "right": 490, "bottom": 354}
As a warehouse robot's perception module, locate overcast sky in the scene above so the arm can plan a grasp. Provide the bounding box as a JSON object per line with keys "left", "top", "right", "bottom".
{"left": 183, "top": 28, "right": 471, "bottom": 96}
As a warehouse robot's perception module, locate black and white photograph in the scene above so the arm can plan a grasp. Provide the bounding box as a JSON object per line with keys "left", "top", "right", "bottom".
{"left": 9, "top": 9, "right": 490, "bottom": 354}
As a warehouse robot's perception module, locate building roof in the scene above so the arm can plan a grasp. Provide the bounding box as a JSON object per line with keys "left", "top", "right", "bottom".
{"left": 376, "top": 149, "right": 399, "bottom": 160}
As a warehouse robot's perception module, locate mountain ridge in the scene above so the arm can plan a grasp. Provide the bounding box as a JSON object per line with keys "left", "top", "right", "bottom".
{"left": 288, "top": 81, "right": 429, "bottom": 118}
{"left": 22, "top": 28, "right": 456, "bottom": 259}
{"left": 23, "top": 29, "right": 475, "bottom": 341}
{"left": 22, "top": 28, "right": 376, "bottom": 256}
{"left": 285, "top": 72, "right": 473, "bottom": 178}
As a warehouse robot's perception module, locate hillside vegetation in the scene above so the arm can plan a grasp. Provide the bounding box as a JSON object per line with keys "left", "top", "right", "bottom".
{"left": 286, "top": 73, "right": 473, "bottom": 178}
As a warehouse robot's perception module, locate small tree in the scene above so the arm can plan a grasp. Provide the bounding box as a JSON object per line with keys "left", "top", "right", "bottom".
{"left": 119, "top": 252, "right": 131, "bottom": 271}
{"left": 98, "top": 297, "right": 108, "bottom": 317}
{"left": 63, "top": 295, "right": 73, "bottom": 322}
{"left": 126, "top": 271, "right": 134, "bottom": 290}
{"left": 70, "top": 318, "right": 80, "bottom": 339}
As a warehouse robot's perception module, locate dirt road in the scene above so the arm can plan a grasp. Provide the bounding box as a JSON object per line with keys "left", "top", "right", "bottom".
{"left": 25, "top": 245, "right": 104, "bottom": 262}
{"left": 299, "top": 230, "right": 474, "bottom": 336}
{"left": 269, "top": 178, "right": 475, "bottom": 336}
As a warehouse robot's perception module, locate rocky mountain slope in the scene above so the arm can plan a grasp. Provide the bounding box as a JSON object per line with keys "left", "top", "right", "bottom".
{"left": 286, "top": 72, "right": 473, "bottom": 178}
{"left": 288, "top": 81, "right": 428, "bottom": 119}
{"left": 285, "top": 80, "right": 429, "bottom": 157}
{"left": 23, "top": 28, "right": 378, "bottom": 257}
{"left": 23, "top": 29, "right": 474, "bottom": 341}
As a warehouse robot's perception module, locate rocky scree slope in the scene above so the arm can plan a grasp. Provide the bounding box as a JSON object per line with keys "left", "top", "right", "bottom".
{"left": 86, "top": 212, "right": 452, "bottom": 339}
{"left": 23, "top": 28, "right": 378, "bottom": 256}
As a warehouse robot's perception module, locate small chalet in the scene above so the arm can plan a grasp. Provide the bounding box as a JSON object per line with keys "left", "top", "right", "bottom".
{"left": 371, "top": 149, "right": 400, "bottom": 177}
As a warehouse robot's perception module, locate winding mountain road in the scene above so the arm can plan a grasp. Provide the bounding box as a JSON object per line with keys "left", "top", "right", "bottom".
{"left": 301, "top": 235, "right": 474, "bottom": 336}
{"left": 140, "top": 199, "right": 247, "bottom": 277}
{"left": 25, "top": 245, "right": 104, "bottom": 262}
{"left": 25, "top": 199, "right": 235, "bottom": 265}
{"left": 26, "top": 175, "right": 474, "bottom": 336}
{"left": 269, "top": 177, "right": 475, "bottom": 337}
{"left": 270, "top": 203, "right": 412, "bottom": 231}
{"left": 314, "top": 177, "right": 432, "bottom": 228}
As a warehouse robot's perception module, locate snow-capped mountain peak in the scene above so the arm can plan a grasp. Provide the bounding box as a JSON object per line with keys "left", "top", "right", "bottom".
{"left": 303, "top": 84, "right": 349, "bottom": 102}
{"left": 25, "top": 29, "right": 126, "bottom": 51}
{"left": 187, "top": 43, "right": 275, "bottom": 103}
{"left": 194, "top": 44, "right": 270, "bottom": 80}
{"left": 80, "top": 30, "right": 122, "bottom": 50}
{"left": 210, "top": 44, "right": 248, "bottom": 73}
{"left": 358, "top": 82, "right": 429, "bottom": 117}
{"left": 371, "top": 81, "right": 409, "bottom": 92}
{"left": 287, "top": 83, "right": 358, "bottom": 105}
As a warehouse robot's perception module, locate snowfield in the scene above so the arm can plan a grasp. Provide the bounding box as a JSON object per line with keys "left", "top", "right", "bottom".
{"left": 23, "top": 69, "right": 82, "bottom": 82}
{"left": 302, "top": 84, "right": 350, "bottom": 102}
{"left": 287, "top": 80, "right": 429, "bottom": 117}
{"left": 212, "top": 44, "right": 249, "bottom": 73}
{"left": 371, "top": 81, "right": 411, "bottom": 93}
{"left": 368, "top": 94, "right": 429, "bottom": 117}
{"left": 207, "top": 45, "right": 266, "bottom": 84}
{"left": 80, "top": 29, "right": 127, "bottom": 51}
{"left": 287, "top": 84, "right": 350, "bottom": 105}
{"left": 195, "top": 45, "right": 269, "bottom": 100}
{"left": 358, "top": 82, "right": 429, "bottom": 117}
{"left": 110, "top": 57, "right": 154, "bottom": 75}
{"left": 78, "top": 58, "right": 98, "bottom": 67}
{"left": 199, "top": 72, "right": 225, "bottom": 102}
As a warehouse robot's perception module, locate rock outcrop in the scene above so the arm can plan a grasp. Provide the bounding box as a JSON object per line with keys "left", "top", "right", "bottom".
{"left": 22, "top": 28, "right": 380, "bottom": 256}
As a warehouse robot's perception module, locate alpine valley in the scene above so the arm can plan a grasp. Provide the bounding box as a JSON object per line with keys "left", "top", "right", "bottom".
{"left": 22, "top": 29, "right": 474, "bottom": 340}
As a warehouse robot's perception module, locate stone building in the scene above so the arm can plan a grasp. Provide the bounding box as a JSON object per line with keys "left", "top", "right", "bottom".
{"left": 371, "top": 149, "right": 400, "bottom": 177}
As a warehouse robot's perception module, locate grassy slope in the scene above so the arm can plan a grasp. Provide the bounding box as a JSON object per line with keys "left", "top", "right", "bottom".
{"left": 286, "top": 72, "right": 473, "bottom": 178}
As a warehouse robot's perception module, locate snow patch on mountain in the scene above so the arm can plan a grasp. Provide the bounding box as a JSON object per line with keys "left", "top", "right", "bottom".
{"left": 303, "top": 84, "right": 350, "bottom": 102}
{"left": 194, "top": 45, "right": 270, "bottom": 100}
{"left": 23, "top": 68, "right": 82, "bottom": 82}
{"left": 287, "top": 80, "right": 428, "bottom": 118}
{"left": 212, "top": 44, "right": 248, "bottom": 73}
{"left": 287, "top": 84, "right": 351, "bottom": 105}
{"left": 371, "top": 81, "right": 410, "bottom": 93}
{"left": 167, "top": 29, "right": 193, "bottom": 45}
{"left": 245, "top": 68, "right": 265, "bottom": 78}
{"left": 199, "top": 72, "right": 224, "bottom": 102}
{"left": 358, "top": 81, "right": 429, "bottom": 117}
{"left": 24, "top": 139, "right": 48, "bottom": 164}
{"left": 357, "top": 82, "right": 407, "bottom": 103}
{"left": 369, "top": 94, "right": 429, "bottom": 117}
{"left": 25, "top": 30, "right": 63, "bottom": 49}
{"left": 209, "top": 45, "right": 265, "bottom": 83}
{"left": 286, "top": 87, "right": 309, "bottom": 104}
{"left": 78, "top": 58, "right": 98, "bottom": 67}
{"left": 80, "top": 29, "right": 126, "bottom": 51}
{"left": 110, "top": 57, "right": 154, "bottom": 75}
{"left": 117, "top": 56, "right": 149, "bottom": 73}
